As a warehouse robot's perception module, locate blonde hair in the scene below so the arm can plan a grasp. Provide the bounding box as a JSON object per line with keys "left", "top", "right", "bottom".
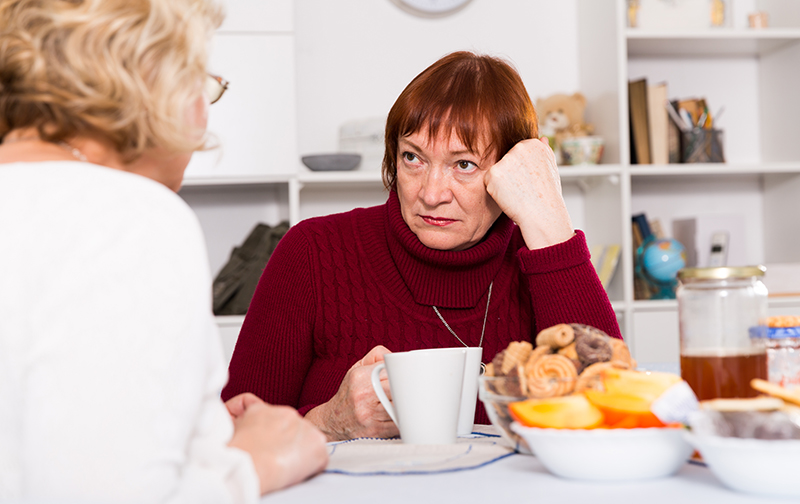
{"left": 0, "top": 0, "right": 224, "bottom": 159}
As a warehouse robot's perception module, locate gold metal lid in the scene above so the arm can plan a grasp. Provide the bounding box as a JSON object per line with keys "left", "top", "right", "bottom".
{"left": 677, "top": 265, "right": 766, "bottom": 280}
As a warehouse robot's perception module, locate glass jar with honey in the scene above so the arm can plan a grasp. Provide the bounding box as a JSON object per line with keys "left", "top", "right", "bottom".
{"left": 676, "top": 266, "right": 768, "bottom": 400}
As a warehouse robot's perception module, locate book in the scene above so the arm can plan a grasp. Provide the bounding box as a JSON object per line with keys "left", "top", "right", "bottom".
{"left": 667, "top": 104, "right": 682, "bottom": 163}
{"left": 628, "top": 78, "right": 651, "bottom": 164}
{"left": 590, "top": 244, "right": 622, "bottom": 290}
{"left": 632, "top": 213, "right": 653, "bottom": 240}
{"left": 647, "top": 82, "right": 669, "bottom": 165}
{"left": 632, "top": 213, "right": 657, "bottom": 300}
{"left": 631, "top": 222, "right": 650, "bottom": 300}
{"left": 649, "top": 219, "right": 665, "bottom": 240}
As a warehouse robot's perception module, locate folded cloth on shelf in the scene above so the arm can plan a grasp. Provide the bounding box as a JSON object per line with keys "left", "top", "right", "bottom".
{"left": 325, "top": 430, "right": 514, "bottom": 475}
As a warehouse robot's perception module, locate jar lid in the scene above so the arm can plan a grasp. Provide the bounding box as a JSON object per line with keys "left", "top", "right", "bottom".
{"left": 677, "top": 265, "right": 766, "bottom": 280}
{"left": 749, "top": 326, "right": 800, "bottom": 339}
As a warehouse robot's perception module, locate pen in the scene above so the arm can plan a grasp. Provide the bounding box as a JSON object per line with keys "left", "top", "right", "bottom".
{"left": 679, "top": 108, "right": 695, "bottom": 130}
{"left": 697, "top": 111, "right": 708, "bottom": 129}
{"left": 665, "top": 100, "right": 690, "bottom": 131}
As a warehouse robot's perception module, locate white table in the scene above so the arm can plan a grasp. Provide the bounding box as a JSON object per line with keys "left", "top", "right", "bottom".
{"left": 264, "top": 448, "right": 792, "bottom": 504}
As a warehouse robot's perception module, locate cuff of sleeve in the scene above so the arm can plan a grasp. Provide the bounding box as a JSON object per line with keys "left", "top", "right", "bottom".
{"left": 517, "top": 230, "right": 591, "bottom": 275}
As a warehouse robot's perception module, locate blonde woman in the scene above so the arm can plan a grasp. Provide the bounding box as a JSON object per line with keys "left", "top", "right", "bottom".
{"left": 0, "top": 0, "right": 327, "bottom": 501}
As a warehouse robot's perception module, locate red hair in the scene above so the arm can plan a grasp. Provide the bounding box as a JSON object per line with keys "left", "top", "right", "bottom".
{"left": 382, "top": 51, "right": 538, "bottom": 189}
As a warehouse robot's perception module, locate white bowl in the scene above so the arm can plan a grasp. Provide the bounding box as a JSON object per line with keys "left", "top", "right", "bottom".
{"left": 511, "top": 423, "right": 692, "bottom": 481}
{"left": 685, "top": 433, "right": 800, "bottom": 498}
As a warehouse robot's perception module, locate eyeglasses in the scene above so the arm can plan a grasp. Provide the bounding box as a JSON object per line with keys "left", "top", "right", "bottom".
{"left": 205, "top": 73, "right": 229, "bottom": 104}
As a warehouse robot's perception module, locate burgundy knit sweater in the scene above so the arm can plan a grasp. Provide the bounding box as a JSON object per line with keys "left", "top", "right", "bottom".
{"left": 222, "top": 191, "right": 620, "bottom": 425}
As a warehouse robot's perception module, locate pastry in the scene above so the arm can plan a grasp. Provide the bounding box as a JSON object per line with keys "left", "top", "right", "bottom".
{"left": 524, "top": 354, "right": 578, "bottom": 398}
{"left": 500, "top": 341, "right": 533, "bottom": 375}
{"left": 574, "top": 329, "right": 613, "bottom": 366}
{"left": 766, "top": 315, "right": 800, "bottom": 328}
{"left": 701, "top": 397, "right": 785, "bottom": 412}
{"left": 525, "top": 343, "right": 553, "bottom": 366}
{"left": 535, "top": 323, "right": 575, "bottom": 349}
{"left": 609, "top": 337, "right": 634, "bottom": 368}
{"left": 574, "top": 361, "right": 630, "bottom": 393}
{"left": 557, "top": 342, "right": 578, "bottom": 360}
{"left": 751, "top": 379, "right": 800, "bottom": 406}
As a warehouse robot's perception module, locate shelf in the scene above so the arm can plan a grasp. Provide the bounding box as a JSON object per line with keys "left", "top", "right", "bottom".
{"left": 767, "top": 295, "right": 800, "bottom": 308}
{"left": 182, "top": 166, "right": 631, "bottom": 188}
{"left": 182, "top": 174, "right": 292, "bottom": 187}
{"left": 297, "top": 170, "right": 384, "bottom": 185}
{"left": 626, "top": 29, "right": 800, "bottom": 57}
{"left": 557, "top": 164, "right": 622, "bottom": 178}
{"left": 215, "top": 314, "right": 246, "bottom": 327}
{"left": 631, "top": 299, "right": 678, "bottom": 311}
{"left": 628, "top": 162, "right": 800, "bottom": 176}
{"left": 626, "top": 296, "right": 800, "bottom": 313}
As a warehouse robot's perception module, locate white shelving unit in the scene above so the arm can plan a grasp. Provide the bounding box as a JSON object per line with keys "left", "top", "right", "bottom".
{"left": 184, "top": 0, "right": 800, "bottom": 367}
{"left": 574, "top": 0, "right": 800, "bottom": 363}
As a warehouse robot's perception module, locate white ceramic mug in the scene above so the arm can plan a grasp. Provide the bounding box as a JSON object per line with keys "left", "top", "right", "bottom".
{"left": 371, "top": 347, "right": 466, "bottom": 444}
{"left": 457, "top": 347, "right": 483, "bottom": 436}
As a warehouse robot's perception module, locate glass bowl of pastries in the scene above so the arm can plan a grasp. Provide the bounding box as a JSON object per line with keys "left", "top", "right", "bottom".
{"left": 684, "top": 379, "right": 800, "bottom": 499}
{"left": 480, "top": 323, "right": 695, "bottom": 481}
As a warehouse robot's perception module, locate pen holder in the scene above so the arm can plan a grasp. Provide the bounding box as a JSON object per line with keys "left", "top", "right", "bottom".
{"left": 682, "top": 128, "right": 725, "bottom": 163}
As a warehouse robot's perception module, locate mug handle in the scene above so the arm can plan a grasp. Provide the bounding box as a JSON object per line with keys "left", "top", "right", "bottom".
{"left": 371, "top": 362, "right": 398, "bottom": 426}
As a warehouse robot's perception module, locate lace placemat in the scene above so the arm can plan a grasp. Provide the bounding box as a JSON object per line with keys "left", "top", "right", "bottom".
{"left": 325, "top": 430, "right": 515, "bottom": 475}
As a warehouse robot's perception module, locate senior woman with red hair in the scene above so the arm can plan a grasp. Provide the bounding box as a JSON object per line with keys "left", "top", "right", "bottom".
{"left": 223, "top": 51, "right": 620, "bottom": 441}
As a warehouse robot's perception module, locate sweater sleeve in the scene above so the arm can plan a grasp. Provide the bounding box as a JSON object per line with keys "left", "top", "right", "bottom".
{"left": 517, "top": 229, "right": 621, "bottom": 339}
{"left": 222, "top": 224, "right": 316, "bottom": 409}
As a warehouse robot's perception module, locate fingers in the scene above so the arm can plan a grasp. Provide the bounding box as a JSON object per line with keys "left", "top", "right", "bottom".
{"left": 229, "top": 402, "right": 328, "bottom": 495}
{"left": 358, "top": 345, "right": 392, "bottom": 366}
{"left": 225, "top": 392, "right": 266, "bottom": 419}
{"left": 485, "top": 138, "right": 573, "bottom": 249}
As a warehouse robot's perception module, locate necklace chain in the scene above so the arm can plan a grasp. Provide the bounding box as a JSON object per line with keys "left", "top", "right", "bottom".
{"left": 58, "top": 141, "right": 88, "bottom": 162}
{"left": 2, "top": 136, "right": 87, "bottom": 162}
{"left": 432, "top": 281, "right": 493, "bottom": 349}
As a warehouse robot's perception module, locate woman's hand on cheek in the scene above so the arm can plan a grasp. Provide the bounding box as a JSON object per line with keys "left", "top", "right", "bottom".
{"left": 484, "top": 137, "right": 574, "bottom": 250}
{"left": 305, "top": 345, "right": 399, "bottom": 441}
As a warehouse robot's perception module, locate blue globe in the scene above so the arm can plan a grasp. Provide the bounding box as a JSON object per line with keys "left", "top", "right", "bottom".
{"left": 641, "top": 238, "right": 686, "bottom": 283}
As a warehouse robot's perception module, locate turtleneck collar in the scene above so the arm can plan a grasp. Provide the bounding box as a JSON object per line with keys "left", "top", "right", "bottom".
{"left": 385, "top": 190, "right": 515, "bottom": 309}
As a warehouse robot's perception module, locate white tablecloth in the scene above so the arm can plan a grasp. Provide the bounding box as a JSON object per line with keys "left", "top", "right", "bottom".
{"left": 264, "top": 439, "right": 793, "bottom": 504}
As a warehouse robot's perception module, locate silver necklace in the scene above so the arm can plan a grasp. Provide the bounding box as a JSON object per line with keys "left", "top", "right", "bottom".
{"left": 432, "top": 280, "right": 493, "bottom": 350}
{"left": 2, "top": 136, "right": 88, "bottom": 162}
{"left": 58, "top": 141, "right": 88, "bottom": 162}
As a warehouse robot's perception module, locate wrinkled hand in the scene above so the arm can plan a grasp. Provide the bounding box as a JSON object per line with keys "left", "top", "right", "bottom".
{"left": 484, "top": 137, "right": 574, "bottom": 249}
{"left": 226, "top": 393, "right": 328, "bottom": 495}
{"left": 305, "top": 345, "right": 398, "bottom": 441}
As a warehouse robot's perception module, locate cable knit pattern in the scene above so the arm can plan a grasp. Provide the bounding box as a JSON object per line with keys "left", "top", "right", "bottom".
{"left": 222, "top": 191, "right": 620, "bottom": 425}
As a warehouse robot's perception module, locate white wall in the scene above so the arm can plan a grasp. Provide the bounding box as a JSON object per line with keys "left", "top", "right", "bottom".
{"left": 294, "top": 0, "right": 581, "bottom": 165}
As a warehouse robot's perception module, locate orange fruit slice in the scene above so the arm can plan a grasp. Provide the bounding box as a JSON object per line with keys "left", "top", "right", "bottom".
{"left": 584, "top": 389, "right": 666, "bottom": 428}
{"left": 509, "top": 394, "right": 604, "bottom": 429}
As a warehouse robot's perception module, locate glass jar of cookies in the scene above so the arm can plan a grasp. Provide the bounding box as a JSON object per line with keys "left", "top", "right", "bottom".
{"left": 751, "top": 316, "right": 800, "bottom": 390}
{"left": 676, "top": 266, "right": 769, "bottom": 400}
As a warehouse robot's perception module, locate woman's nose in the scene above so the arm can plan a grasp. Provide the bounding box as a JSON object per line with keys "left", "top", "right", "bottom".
{"left": 419, "top": 165, "right": 453, "bottom": 206}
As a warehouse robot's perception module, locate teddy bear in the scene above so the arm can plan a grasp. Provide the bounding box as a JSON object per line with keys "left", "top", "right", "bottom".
{"left": 536, "top": 92, "right": 594, "bottom": 163}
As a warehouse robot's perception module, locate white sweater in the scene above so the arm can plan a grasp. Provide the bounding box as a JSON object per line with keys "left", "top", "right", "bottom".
{"left": 0, "top": 162, "right": 259, "bottom": 503}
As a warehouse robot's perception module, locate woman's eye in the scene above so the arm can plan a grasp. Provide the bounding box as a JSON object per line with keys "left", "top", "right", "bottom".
{"left": 402, "top": 152, "right": 418, "bottom": 163}
{"left": 457, "top": 160, "right": 477, "bottom": 170}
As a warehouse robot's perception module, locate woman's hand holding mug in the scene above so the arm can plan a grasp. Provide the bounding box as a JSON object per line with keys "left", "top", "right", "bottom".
{"left": 306, "top": 345, "right": 398, "bottom": 441}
